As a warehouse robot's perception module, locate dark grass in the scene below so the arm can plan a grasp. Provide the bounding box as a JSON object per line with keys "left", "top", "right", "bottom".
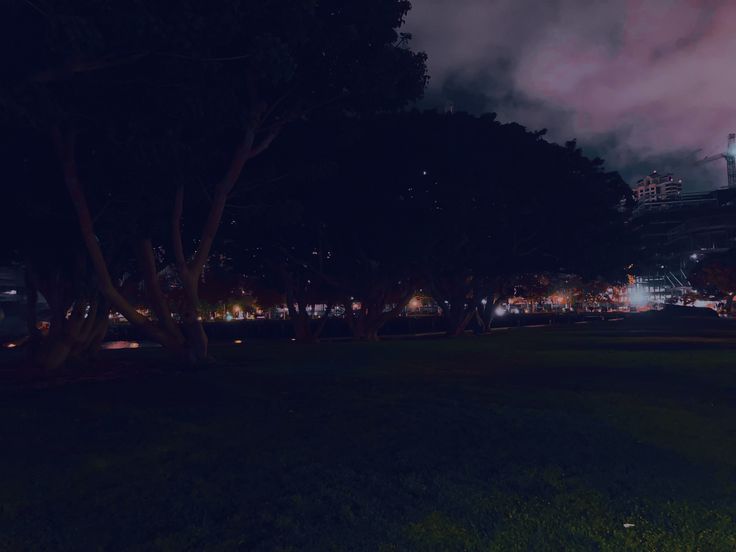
{"left": 2, "top": 319, "right": 736, "bottom": 550}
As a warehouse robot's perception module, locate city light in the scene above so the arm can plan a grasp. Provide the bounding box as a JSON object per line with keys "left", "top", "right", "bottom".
{"left": 234, "top": 339, "right": 243, "bottom": 345}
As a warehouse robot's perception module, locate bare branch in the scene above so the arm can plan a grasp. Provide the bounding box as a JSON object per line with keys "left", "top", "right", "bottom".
{"left": 21, "top": 0, "right": 48, "bottom": 16}
{"left": 171, "top": 187, "right": 188, "bottom": 275}
{"left": 189, "top": 127, "right": 257, "bottom": 276}
{"left": 246, "top": 124, "right": 283, "bottom": 161}
{"left": 137, "top": 238, "right": 182, "bottom": 340}
{"left": 54, "top": 127, "right": 177, "bottom": 346}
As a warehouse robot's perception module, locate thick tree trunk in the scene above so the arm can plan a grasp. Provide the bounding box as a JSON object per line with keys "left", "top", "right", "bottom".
{"left": 344, "top": 294, "right": 411, "bottom": 341}
{"left": 444, "top": 306, "right": 478, "bottom": 337}
{"left": 289, "top": 303, "right": 333, "bottom": 343}
{"left": 32, "top": 293, "right": 111, "bottom": 371}
{"left": 55, "top": 114, "right": 281, "bottom": 366}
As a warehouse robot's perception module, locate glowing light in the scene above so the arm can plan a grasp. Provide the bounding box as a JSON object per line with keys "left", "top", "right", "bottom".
{"left": 494, "top": 306, "right": 507, "bottom": 317}
{"left": 233, "top": 339, "right": 243, "bottom": 345}
{"left": 628, "top": 287, "right": 649, "bottom": 307}
{"left": 6, "top": 343, "right": 17, "bottom": 349}
{"left": 129, "top": 342, "right": 140, "bottom": 349}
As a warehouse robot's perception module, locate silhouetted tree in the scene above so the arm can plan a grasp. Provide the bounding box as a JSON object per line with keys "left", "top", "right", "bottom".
{"left": 3, "top": 0, "right": 427, "bottom": 363}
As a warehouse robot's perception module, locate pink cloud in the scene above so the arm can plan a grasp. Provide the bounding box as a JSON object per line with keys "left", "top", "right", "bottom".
{"left": 408, "top": 0, "right": 736, "bottom": 187}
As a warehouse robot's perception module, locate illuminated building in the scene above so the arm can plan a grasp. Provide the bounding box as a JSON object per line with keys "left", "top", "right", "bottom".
{"left": 630, "top": 186, "right": 736, "bottom": 307}
{"left": 632, "top": 171, "right": 682, "bottom": 203}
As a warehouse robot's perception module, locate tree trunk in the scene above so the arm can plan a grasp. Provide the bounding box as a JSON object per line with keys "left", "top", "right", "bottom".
{"left": 444, "top": 307, "right": 478, "bottom": 337}
{"left": 344, "top": 293, "right": 411, "bottom": 341}
{"left": 55, "top": 116, "right": 281, "bottom": 367}
{"left": 32, "top": 293, "right": 111, "bottom": 371}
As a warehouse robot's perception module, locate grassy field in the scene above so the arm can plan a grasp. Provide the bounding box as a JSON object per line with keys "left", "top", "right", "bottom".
{"left": 2, "top": 318, "right": 736, "bottom": 551}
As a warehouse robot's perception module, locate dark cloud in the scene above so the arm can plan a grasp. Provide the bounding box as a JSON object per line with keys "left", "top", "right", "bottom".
{"left": 407, "top": 0, "right": 733, "bottom": 190}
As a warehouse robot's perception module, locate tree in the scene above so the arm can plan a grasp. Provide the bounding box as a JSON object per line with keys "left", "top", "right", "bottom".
{"left": 371, "top": 113, "right": 631, "bottom": 336}
{"left": 3, "top": 0, "right": 427, "bottom": 364}
{"left": 235, "top": 110, "right": 630, "bottom": 340}
{"left": 235, "top": 114, "right": 425, "bottom": 341}
{"left": 1, "top": 129, "right": 116, "bottom": 369}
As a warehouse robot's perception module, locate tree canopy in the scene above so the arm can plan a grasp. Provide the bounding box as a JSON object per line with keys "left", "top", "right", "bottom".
{"left": 2, "top": 0, "right": 427, "bottom": 364}
{"left": 239, "top": 110, "right": 631, "bottom": 338}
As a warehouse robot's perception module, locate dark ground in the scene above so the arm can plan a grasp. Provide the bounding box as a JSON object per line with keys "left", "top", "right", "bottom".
{"left": 2, "top": 317, "right": 736, "bottom": 551}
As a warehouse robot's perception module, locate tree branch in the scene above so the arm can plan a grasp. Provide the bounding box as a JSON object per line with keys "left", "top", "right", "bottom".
{"left": 172, "top": 187, "right": 188, "bottom": 276}
{"left": 189, "top": 126, "right": 257, "bottom": 277}
{"left": 137, "top": 238, "right": 182, "bottom": 340}
{"left": 53, "top": 127, "right": 176, "bottom": 346}
{"left": 246, "top": 124, "right": 283, "bottom": 161}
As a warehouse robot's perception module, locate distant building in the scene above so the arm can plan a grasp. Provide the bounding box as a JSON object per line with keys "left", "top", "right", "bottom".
{"left": 632, "top": 171, "right": 682, "bottom": 203}
{"left": 629, "top": 187, "right": 736, "bottom": 307}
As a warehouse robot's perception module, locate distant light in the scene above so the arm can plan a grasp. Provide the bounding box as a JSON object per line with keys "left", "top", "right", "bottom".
{"left": 225, "top": 313, "right": 233, "bottom": 321}
{"left": 481, "top": 298, "right": 488, "bottom": 306}
{"left": 1, "top": 289, "right": 17, "bottom": 296}
{"left": 290, "top": 338, "right": 296, "bottom": 342}
{"left": 494, "top": 306, "right": 507, "bottom": 317}
{"left": 234, "top": 339, "right": 243, "bottom": 345}
{"left": 129, "top": 342, "right": 140, "bottom": 349}
{"left": 422, "top": 170, "right": 427, "bottom": 176}
{"left": 690, "top": 253, "right": 698, "bottom": 260}
{"left": 5, "top": 343, "right": 17, "bottom": 349}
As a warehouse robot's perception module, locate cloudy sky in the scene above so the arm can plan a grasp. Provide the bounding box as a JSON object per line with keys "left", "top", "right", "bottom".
{"left": 406, "top": 0, "right": 735, "bottom": 190}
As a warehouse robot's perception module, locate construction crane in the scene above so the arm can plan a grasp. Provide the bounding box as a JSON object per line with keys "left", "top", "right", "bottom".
{"left": 697, "top": 133, "right": 736, "bottom": 188}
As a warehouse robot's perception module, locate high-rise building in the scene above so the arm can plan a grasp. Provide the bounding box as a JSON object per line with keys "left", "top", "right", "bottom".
{"left": 632, "top": 171, "right": 682, "bottom": 203}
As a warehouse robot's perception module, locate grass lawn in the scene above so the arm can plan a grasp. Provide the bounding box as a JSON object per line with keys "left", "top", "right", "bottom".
{"left": 2, "top": 318, "right": 736, "bottom": 551}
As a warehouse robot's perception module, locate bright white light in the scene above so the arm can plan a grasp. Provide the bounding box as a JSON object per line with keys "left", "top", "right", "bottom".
{"left": 628, "top": 287, "right": 649, "bottom": 307}
{"left": 481, "top": 298, "right": 488, "bottom": 306}
{"left": 690, "top": 253, "right": 698, "bottom": 260}
{"left": 234, "top": 339, "right": 243, "bottom": 345}
{"left": 494, "top": 305, "right": 507, "bottom": 317}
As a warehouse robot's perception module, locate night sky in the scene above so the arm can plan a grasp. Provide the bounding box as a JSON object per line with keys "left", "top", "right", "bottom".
{"left": 407, "top": 0, "right": 734, "bottom": 191}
